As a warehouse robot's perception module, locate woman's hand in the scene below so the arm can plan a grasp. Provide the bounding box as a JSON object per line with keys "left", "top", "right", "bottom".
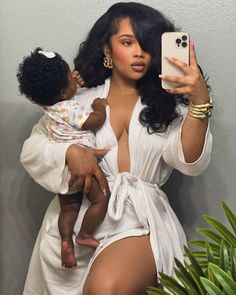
{"left": 159, "top": 41, "right": 209, "bottom": 104}
{"left": 66, "top": 144, "right": 109, "bottom": 197}
{"left": 159, "top": 41, "right": 211, "bottom": 162}
{"left": 72, "top": 70, "right": 85, "bottom": 88}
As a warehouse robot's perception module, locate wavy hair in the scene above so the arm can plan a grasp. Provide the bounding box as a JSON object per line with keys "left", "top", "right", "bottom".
{"left": 74, "top": 2, "right": 192, "bottom": 133}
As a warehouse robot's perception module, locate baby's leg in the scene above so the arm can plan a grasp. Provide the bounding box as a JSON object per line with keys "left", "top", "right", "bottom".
{"left": 76, "top": 178, "right": 110, "bottom": 249}
{"left": 58, "top": 191, "right": 82, "bottom": 268}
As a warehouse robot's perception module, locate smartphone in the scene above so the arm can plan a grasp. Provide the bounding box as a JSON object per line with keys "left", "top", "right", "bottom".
{"left": 161, "top": 32, "right": 190, "bottom": 89}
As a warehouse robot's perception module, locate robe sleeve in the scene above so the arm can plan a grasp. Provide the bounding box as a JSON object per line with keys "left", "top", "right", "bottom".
{"left": 20, "top": 115, "right": 71, "bottom": 194}
{"left": 162, "top": 112, "right": 212, "bottom": 176}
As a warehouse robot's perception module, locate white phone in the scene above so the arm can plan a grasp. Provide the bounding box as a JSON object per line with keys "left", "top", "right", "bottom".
{"left": 161, "top": 32, "right": 190, "bottom": 89}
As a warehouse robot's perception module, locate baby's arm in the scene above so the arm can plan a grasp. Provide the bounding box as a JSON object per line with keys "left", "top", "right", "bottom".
{"left": 82, "top": 98, "right": 107, "bottom": 131}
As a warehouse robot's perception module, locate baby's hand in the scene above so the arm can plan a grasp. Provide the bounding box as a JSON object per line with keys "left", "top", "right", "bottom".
{"left": 91, "top": 98, "right": 108, "bottom": 109}
{"left": 72, "top": 70, "right": 85, "bottom": 88}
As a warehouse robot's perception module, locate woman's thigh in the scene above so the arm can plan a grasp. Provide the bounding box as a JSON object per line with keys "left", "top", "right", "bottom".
{"left": 83, "top": 235, "right": 156, "bottom": 295}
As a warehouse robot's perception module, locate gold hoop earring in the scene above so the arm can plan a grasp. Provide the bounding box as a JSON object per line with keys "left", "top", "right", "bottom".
{"left": 103, "top": 56, "right": 113, "bottom": 69}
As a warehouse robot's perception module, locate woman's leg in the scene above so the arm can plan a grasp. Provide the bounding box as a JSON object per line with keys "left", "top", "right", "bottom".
{"left": 83, "top": 235, "right": 157, "bottom": 295}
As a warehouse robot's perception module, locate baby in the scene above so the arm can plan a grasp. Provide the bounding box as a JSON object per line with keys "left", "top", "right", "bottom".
{"left": 17, "top": 48, "right": 109, "bottom": 268}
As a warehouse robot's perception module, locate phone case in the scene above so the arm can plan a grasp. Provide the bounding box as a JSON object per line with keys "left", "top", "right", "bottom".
{"left": 161, "top": 32, "right": 190, "bottom": 89}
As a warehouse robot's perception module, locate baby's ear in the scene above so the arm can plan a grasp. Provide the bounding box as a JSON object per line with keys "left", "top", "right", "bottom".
{"left": 60, "top": 88, "right": 67, "bottom": 100}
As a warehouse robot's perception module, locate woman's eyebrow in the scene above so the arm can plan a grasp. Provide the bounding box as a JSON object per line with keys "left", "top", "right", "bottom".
{"left": 119, "top": 34, "right": 135, "bottom": 39}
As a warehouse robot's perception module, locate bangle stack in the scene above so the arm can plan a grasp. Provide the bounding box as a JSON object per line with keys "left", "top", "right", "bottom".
{"left": 188, "top": 97, "right": 213, "bottom": 119}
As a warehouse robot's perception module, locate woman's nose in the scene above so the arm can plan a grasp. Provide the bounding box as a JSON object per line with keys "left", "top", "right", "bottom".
{"left": 134, "top": 44, "right": 144, "bottom": 57}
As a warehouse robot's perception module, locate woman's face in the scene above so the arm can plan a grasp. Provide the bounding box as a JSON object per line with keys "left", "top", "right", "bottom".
{"left": 107, "top": 18, "right": 151, "bottom": 82}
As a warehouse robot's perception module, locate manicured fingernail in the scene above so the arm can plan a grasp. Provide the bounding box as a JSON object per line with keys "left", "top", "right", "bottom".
{"left": 159, "top": 74, "right": 165, "bottom": 79}
{"left": 103, "top": 189, "right": 107, "bottom": 196}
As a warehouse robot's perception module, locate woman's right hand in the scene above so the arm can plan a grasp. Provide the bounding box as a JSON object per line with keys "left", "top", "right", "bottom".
{"left": 66, "top": 144, "right": 109, "bottom": 197}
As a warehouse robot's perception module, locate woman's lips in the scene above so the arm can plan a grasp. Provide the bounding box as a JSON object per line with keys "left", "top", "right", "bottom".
{"left": 131, "top": 63, "right": 145, "bottom": 72}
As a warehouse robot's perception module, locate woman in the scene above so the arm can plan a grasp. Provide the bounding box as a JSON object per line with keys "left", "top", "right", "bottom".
{"left": 21, "top": 2, "right": 212, "bottom": 295}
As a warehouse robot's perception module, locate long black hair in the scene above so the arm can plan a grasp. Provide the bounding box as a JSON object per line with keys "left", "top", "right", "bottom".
{"left": 74, "top": 2, "right": 188, "bottom": 133}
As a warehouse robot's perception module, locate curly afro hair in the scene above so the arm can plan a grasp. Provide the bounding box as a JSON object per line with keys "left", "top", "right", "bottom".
{"left": 17, "top": 47, "right": 70, "bottom": 106}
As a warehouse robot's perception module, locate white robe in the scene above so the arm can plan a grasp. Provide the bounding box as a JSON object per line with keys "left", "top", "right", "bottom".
{"left": 21, "top": 78, "right": 212, "bottom": 295}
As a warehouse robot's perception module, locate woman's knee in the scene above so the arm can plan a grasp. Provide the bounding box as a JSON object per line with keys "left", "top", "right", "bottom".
{"left": 83, "top": 277, "right": 119, "bottom": 295}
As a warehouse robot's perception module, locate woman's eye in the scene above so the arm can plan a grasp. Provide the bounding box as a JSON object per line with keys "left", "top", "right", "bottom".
{"left": 122, "top": 41, "right": 132, "bottom": 46}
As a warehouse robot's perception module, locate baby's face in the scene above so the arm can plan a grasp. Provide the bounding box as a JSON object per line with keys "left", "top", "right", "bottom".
{"left": 63, "top": 72, "right": 77, "bottom": 100}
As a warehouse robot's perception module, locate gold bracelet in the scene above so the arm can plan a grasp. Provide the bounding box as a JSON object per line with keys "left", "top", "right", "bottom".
{"left": 188, "top": 97, "right": 213, "bottom": 119}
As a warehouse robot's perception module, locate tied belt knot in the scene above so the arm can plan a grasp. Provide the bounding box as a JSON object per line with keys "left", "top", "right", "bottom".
{"left": 107, "top": 172, "right": 156, "bottom": 227}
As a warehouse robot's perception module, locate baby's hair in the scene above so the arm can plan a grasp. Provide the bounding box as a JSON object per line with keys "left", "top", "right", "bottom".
{"left": 17, "top": 47, "right": 70, "bottom": 106}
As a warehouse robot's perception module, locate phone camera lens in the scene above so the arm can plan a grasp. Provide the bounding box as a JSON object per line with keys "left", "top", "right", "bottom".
{"left": 182, "top": 35, "right": 188, "bottom": 41}
{"left": 176, "top": 38, "right": 181, "bottom": 45}
{"left": 182, "top": 41, "right": 187, "bottom": 48}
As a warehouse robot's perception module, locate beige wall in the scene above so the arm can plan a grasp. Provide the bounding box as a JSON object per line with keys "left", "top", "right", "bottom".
{"left": 0, "top": 0, "right": 236, "bottom": 294}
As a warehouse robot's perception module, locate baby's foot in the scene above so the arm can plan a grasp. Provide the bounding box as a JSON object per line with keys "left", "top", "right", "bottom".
{"left": 76, "top": 233, "right": 99, "bottom": 250}
{"left": 61, "top": 240, "right": 77, "bottom": 268}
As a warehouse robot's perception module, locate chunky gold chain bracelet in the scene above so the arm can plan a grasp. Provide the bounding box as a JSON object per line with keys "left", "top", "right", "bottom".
{"left": 188, "top": 97, "right": 213, "bottom": 119}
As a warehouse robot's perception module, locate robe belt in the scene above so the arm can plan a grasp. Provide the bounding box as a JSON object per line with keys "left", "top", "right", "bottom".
{"left": 107, "top": 172, "right": 157, "bottom": 224}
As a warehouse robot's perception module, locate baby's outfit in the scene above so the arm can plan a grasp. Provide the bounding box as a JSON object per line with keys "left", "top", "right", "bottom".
{"left": 44, "top": 99, "right": 95, "bottom": 147}
{"left": 44, "top": 99, "right": 95, "bottom": 193}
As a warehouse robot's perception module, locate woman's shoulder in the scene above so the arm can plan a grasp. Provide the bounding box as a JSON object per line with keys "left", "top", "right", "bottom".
{"left": 74, "top": 79, "right": 110, "bottom": 109}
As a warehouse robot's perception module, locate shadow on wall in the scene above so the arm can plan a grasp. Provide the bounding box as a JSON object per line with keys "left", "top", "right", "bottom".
{"left": 0, "top": 101, "right": 54, "bottom": 295}
{"left": 2, "top": 174, "right": 54, "bottom": 295}
{"left": 163, "top": 171, "right": 200, "bottom": 225}
{"left": 163, "top": 156, "right": 228, "bottom": 241}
